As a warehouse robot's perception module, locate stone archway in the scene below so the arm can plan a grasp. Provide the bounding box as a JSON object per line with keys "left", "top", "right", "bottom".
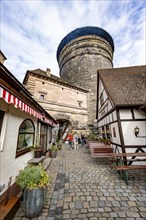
{"left": 54, "top": 114, "right": 73, "bottom": 141}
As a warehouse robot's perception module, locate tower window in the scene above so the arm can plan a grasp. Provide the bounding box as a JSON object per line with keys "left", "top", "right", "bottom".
{"left": 78, "top": 101, "right": 82, "bottom": 107}
{"left": 42, "top": 82, "right": 45, "bottom": 84}
{"left": 40, "top": 94, "right": 45, "bottom": 100}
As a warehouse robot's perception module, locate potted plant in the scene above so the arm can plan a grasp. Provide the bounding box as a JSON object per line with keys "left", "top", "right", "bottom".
{"left": 56, "top": 139, "right": 62, "bottom": 150}
{"left": 16, "top": 164, "right": 51, "bottom": 218}
{"left": 31, "top": 144, "right": 43, "bottom": 158}
{"left": 50, "top": 143, "right": 58, "bottom": 158}
{"left": 103, "top": 138, "right": 111, "bottom": 145}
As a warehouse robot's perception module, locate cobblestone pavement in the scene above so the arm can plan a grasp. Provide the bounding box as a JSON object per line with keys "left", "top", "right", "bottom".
{"left": 13, "top": 144, "right": 146, "bottom": 220}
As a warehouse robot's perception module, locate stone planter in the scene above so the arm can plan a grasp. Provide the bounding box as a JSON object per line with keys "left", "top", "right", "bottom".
{"left": 23, "top": 187, "right": 45, "bottom": 218}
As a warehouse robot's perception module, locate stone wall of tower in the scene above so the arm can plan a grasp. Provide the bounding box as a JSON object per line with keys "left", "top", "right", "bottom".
{"left": 58, "top": 35, "right": 114, "bottom": 125}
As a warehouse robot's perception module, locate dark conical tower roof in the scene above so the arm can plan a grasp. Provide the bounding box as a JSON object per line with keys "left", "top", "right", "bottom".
{"left": 57, "top": 26, "right": 114, "bottom": 61}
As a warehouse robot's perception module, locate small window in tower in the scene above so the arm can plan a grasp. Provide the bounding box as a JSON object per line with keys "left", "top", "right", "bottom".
{"left": 78, "top": 101, "right": 82, "bottom": 107}
{"left": 42, "top": 82, "right": 45, "bottom": 84}
{"left": 62, "top": 88, "right": 64, "bottom": 90}
{"left": 40, "top": 94, "right": 45, "bottom": 100}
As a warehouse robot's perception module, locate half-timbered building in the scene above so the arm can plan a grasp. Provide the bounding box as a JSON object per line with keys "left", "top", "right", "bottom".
{"left": 97, "top": 66, "right": 146, "bottom": 160}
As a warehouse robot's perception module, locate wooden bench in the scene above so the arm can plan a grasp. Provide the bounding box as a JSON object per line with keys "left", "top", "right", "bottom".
{"left": 89, "top": 142, "right": 113, "bottom": 158}
{"left": 110, "top": 152, "right": 146, "bottom": 184}
{"left": 113, "top": 165, "right": 146, "bottom": 170}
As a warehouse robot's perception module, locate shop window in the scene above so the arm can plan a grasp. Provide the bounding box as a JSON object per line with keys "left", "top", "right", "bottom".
{"left": 16, "top": 119, "right": 35, "bottom": 157}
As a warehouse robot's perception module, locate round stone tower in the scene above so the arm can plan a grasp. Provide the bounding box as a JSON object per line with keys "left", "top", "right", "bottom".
{"left": 57, "top": 26, "right": 114, "bottom": 126}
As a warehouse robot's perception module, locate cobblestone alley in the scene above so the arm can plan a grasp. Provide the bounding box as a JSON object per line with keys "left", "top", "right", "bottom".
{"left": 13, "top": 144, "right": 146, "bottom": 220}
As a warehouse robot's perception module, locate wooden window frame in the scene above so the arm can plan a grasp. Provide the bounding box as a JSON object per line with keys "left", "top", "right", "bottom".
{"left": 16, "top": 119, "right": 35, "bottom": 158}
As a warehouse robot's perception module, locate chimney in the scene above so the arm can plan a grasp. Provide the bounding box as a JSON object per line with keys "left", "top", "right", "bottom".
{"left": 46, "top": 68, "right": 51, "bottom": 77}
{"left": 0, "top": 51, "right": 7, "bottom": 65}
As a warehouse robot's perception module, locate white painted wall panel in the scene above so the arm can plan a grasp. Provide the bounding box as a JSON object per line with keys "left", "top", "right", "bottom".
{"left": 103, "top": 90, "right": 108, "bottom": 101}
{"left": 113, "top": 110, "right": 117, "bottom": 121}
{"left": 120, "top": 109, "right": 132, "bottom": 119}
{"left": 108, "top": 100, "right": 113, "bottom": 112}
{"left": 109, "top": 113, "right": 113, "bottom": 123}
{"left": 121, "top": 121, "right": 146, "bottom": 145}
{"left": 111, "top": 122, "right": 121, "bottom": 145}
{"left": 134, "top": 109, "right": 146, "bottom": 119}
{"left": 107, "top": 116, "right": 109, "bottom": 124}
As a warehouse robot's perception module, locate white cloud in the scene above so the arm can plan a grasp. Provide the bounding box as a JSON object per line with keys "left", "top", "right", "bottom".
{"left": 1, "top": 0, "right": 145, "bottom": 82}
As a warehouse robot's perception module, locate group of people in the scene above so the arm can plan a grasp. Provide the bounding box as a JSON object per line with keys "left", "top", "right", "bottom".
{"left": 67, "top": 132, "right": 87, "bottom": 150}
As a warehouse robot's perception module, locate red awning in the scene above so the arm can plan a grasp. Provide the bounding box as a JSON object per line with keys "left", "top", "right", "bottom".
{"left": 0, "top": 86, "right": 54, "bottom": 126}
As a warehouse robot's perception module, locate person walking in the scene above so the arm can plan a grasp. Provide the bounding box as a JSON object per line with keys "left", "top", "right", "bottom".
{"left": 73, "top": 133, "right": 79, "bottom": 150}
{"left": 80, "top": 134, "right": 85, "bottom": 147}
{"left": 67, "top": 132, "right": 73, "bottom": 150}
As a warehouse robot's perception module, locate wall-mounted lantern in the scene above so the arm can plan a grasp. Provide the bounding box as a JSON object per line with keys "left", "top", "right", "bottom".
{"left": 134, "top": 126, "right": 146, "bottom": 138}
{"left": 134, "top": 126, "right": 140, "bottom": 137}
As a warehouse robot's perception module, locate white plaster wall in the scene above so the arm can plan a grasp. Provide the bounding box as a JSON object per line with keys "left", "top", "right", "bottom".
{"left": 109, "top": 113, "right": 113, "bottom": 123}
{"left": 134, "top": 109, "right": 146, "bottom": 119}
{"left": 119, "top": 109, "right": 132, "bottom": 119}
{"left": 103, "top": 89, "right": 107, "bottom": 102}
{"left": 108, "top": 100, "right": 113, "bottom": 112}
{"left": 0, "top": 100, "right": 37, "bottom": 195}
{"left": 98, "top": 79, "right": 104, "bottom": 109}
{"left": 111, "top": 122, "right": 121, "bottom": 145}
{"left": 121, "top": 121, "right": 146, "bottom": 145}
{"left": 113, "top": 110, "right": 117, "bottom": 121}
{"left": 106, "top": 116, "right": 109, "bottom": 124}
{"left": 99, "top": 79, "right": 104, "bottom": 94}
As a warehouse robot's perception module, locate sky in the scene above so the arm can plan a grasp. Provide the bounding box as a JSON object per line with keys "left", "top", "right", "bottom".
{"left": 1, "top": 0, "right": 146, "bottom": 82}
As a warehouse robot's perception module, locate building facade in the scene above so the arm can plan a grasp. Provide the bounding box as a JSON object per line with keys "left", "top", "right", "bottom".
{"left": 0, "top": 53, "right": 57, "bottom": 205}
{"left": 97, "top": 66, "right": 146, "bottom": 161}
{"left": 23, "top": 68, "right": 88, "bottom": 139}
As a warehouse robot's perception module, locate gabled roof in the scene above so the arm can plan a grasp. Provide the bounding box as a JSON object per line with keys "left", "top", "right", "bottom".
{"left": 23, "top": 68, "right": 89, "bottom": 93}
{"left": 98, "top": 65, "right": 146, "bottom": 107}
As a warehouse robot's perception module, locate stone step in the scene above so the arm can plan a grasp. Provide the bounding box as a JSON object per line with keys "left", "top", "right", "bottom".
{"left": 42, "top": 158, "right": 52, "bottom": 170}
